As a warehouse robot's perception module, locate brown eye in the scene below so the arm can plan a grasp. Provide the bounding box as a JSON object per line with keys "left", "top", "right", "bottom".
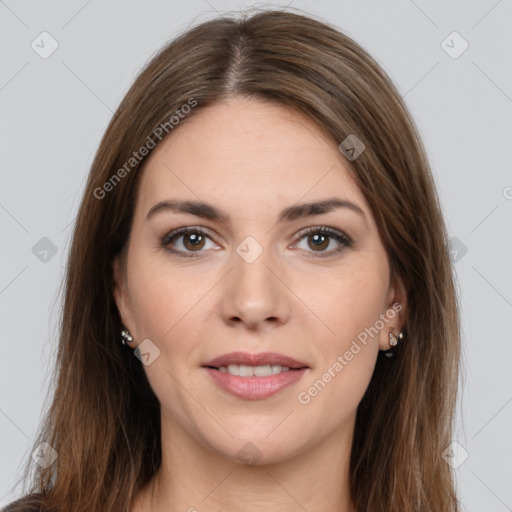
{"left": 182, "top": 232, "right": 206, "bottom": 251}
{"left": 161, "top": 227, "right": 217, "bottom": 257}
{"left": 293, "top": 226, "right": 351, "bottom": 257}
{"left": 307, "top": 233, "right": 330, "bottom": 251}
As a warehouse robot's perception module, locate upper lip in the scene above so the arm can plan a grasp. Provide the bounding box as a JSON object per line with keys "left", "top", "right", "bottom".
{"left": 202, "top": 351, "right": 309, "bottom": 369}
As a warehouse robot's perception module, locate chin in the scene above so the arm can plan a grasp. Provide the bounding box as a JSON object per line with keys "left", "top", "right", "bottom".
{"left": 204, "top": 426, "right": 310, "bottom": 466}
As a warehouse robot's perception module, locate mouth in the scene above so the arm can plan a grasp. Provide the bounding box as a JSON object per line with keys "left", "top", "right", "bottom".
{"left": 201, "top": 352, "right": 310, "bottom": 400}
{"left": 202, "top": 351, "right": 310, "bottom": 371}
{"left": 203, "top": 363, "right": 305, "bottom": 377}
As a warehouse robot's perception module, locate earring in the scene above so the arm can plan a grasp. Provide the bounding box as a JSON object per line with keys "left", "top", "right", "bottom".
{"left": 121, "top": 327, "right": 133, "bottom": 346}
{"left": 388, "top": 328, "right": 405, "bottom": 347}
{"left": 384, "top": 328, "right": 405, "bottom": 359}
{"left": 388, "top": 328, "right": 398, "bottom": 346}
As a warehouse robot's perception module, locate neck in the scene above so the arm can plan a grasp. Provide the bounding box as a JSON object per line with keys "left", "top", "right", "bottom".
{"left": 134, "top": 411, "right": 357, "bottom": 512}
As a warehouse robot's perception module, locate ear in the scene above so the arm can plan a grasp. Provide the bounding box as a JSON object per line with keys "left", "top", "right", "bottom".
{"left": 378, "top": 274, "right": 407, "bottom": 351}
{"left": 112, "top": 254, "right": 136, "bottom": 344}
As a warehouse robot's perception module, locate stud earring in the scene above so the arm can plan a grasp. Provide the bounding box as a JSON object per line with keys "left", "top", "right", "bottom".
{"left": 388, "top": 328, "right": 405, "bottom": 347}
{"left": 388, "top": 328, "right": 398, "bottom": 347}
{"left": 121, "top": 327, "right": 133, "bottom": 346}
{"left": 383, "top": 328, "right": 405, "bottom": 358}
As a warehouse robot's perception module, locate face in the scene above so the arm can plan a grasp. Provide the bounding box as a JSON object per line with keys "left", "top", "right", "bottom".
{"left": 113, "top": 96, "right": 406, "bottom": 465}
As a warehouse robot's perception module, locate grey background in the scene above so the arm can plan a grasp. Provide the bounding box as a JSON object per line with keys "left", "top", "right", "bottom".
{"left": 1, "top": 0, "right": 511, "bottom": 509}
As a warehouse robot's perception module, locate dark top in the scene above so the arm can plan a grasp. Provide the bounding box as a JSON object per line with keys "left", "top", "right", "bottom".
{"left": 1, "top": 494, "right": 44, "bottom": 512}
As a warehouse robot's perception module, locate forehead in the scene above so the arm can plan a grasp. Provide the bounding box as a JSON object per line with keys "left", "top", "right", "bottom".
{"left": 135, "top": 97, "right": 367, "bottom": 216}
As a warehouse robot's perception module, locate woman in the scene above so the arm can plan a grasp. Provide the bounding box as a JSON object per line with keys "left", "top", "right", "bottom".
{"left": 3, "top": 8, "right": 461, "bottom": 512}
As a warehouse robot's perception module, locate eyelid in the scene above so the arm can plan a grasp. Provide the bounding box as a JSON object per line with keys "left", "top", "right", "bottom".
{"left": 290, "top": 225, "right": 352, "bottom": 257}
{"left": 293, "top": 225, "right": 352, "bottom": 244}
{"left": 161, "top": 226, "right": 214, "bottom": 246}
{"left": 160, "top": 224, "right": 352, "bottom": 258}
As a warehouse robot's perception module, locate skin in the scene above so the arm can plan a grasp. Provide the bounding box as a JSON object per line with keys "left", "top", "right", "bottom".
{"left": 113, "top": 96, "right": 407, "bottom": 512}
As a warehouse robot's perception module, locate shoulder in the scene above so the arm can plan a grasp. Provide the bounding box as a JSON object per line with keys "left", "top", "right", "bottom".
{"left": 1, "top": 493, "right": 45, "bottom": 512}
{"left": 1, "top": 504, "right": 42, "bottom": 512}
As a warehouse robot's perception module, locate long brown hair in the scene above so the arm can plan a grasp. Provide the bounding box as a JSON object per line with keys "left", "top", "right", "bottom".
{"left": 4, "top": 8, "right": 461, "bottom": 511}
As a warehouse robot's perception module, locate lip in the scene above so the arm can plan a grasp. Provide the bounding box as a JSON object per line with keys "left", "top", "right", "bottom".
{"left": 201, "top": 351, "right": 310, "bottom": 400}
{"left": 204, "top": 367, "right": 308, "bottom": 400}
{"left": 202, "top": 351, "right": 309, "bottom": 369}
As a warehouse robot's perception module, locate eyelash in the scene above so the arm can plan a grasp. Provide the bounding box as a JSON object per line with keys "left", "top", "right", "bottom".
{"left": 160, "top": 226, "right": 352, "bottom": 259}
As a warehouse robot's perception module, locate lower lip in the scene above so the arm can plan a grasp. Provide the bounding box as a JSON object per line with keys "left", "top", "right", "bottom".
{"left": 203, "top": 367, "right": 308, "bottom": 400}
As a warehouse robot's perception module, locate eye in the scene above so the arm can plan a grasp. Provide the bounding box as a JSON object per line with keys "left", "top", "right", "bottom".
{"left": 160, "top": 225, "right": 352, "bottom": 259}
{"left": 161, "top": 227, "right": 218, "bottom": 257}
{"left": 291, "top": 226, "right": 352, "bottom": 257}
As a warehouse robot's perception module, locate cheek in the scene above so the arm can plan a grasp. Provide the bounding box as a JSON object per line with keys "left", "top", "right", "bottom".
{"left": 292, "top": 254, "right": 388, "bottom": 392}
{"left": 128, "top": 263, "right": 173, "bottom": 335}
{"left": 294, "top": 255, "right": 389, "bottom": 345}
{"left": 126, "top": 248, "right": 214, "bottom": 359}
{"left": 293, "top": 268, "right": 385, "bottom": 425}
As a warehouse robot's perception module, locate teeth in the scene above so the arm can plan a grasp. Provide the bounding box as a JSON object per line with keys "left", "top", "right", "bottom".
{"left": 219, "top": 364, "right": 290, "bottom": 377}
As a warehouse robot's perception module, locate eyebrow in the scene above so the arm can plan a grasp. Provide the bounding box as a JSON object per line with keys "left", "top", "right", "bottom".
{"left": 145, "top": 198, "right": 367, "bottom": 225}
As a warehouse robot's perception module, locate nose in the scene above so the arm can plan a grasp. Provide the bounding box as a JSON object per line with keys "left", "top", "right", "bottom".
{"left": 220, "top": 245, "right": 291, "bottom": 332}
